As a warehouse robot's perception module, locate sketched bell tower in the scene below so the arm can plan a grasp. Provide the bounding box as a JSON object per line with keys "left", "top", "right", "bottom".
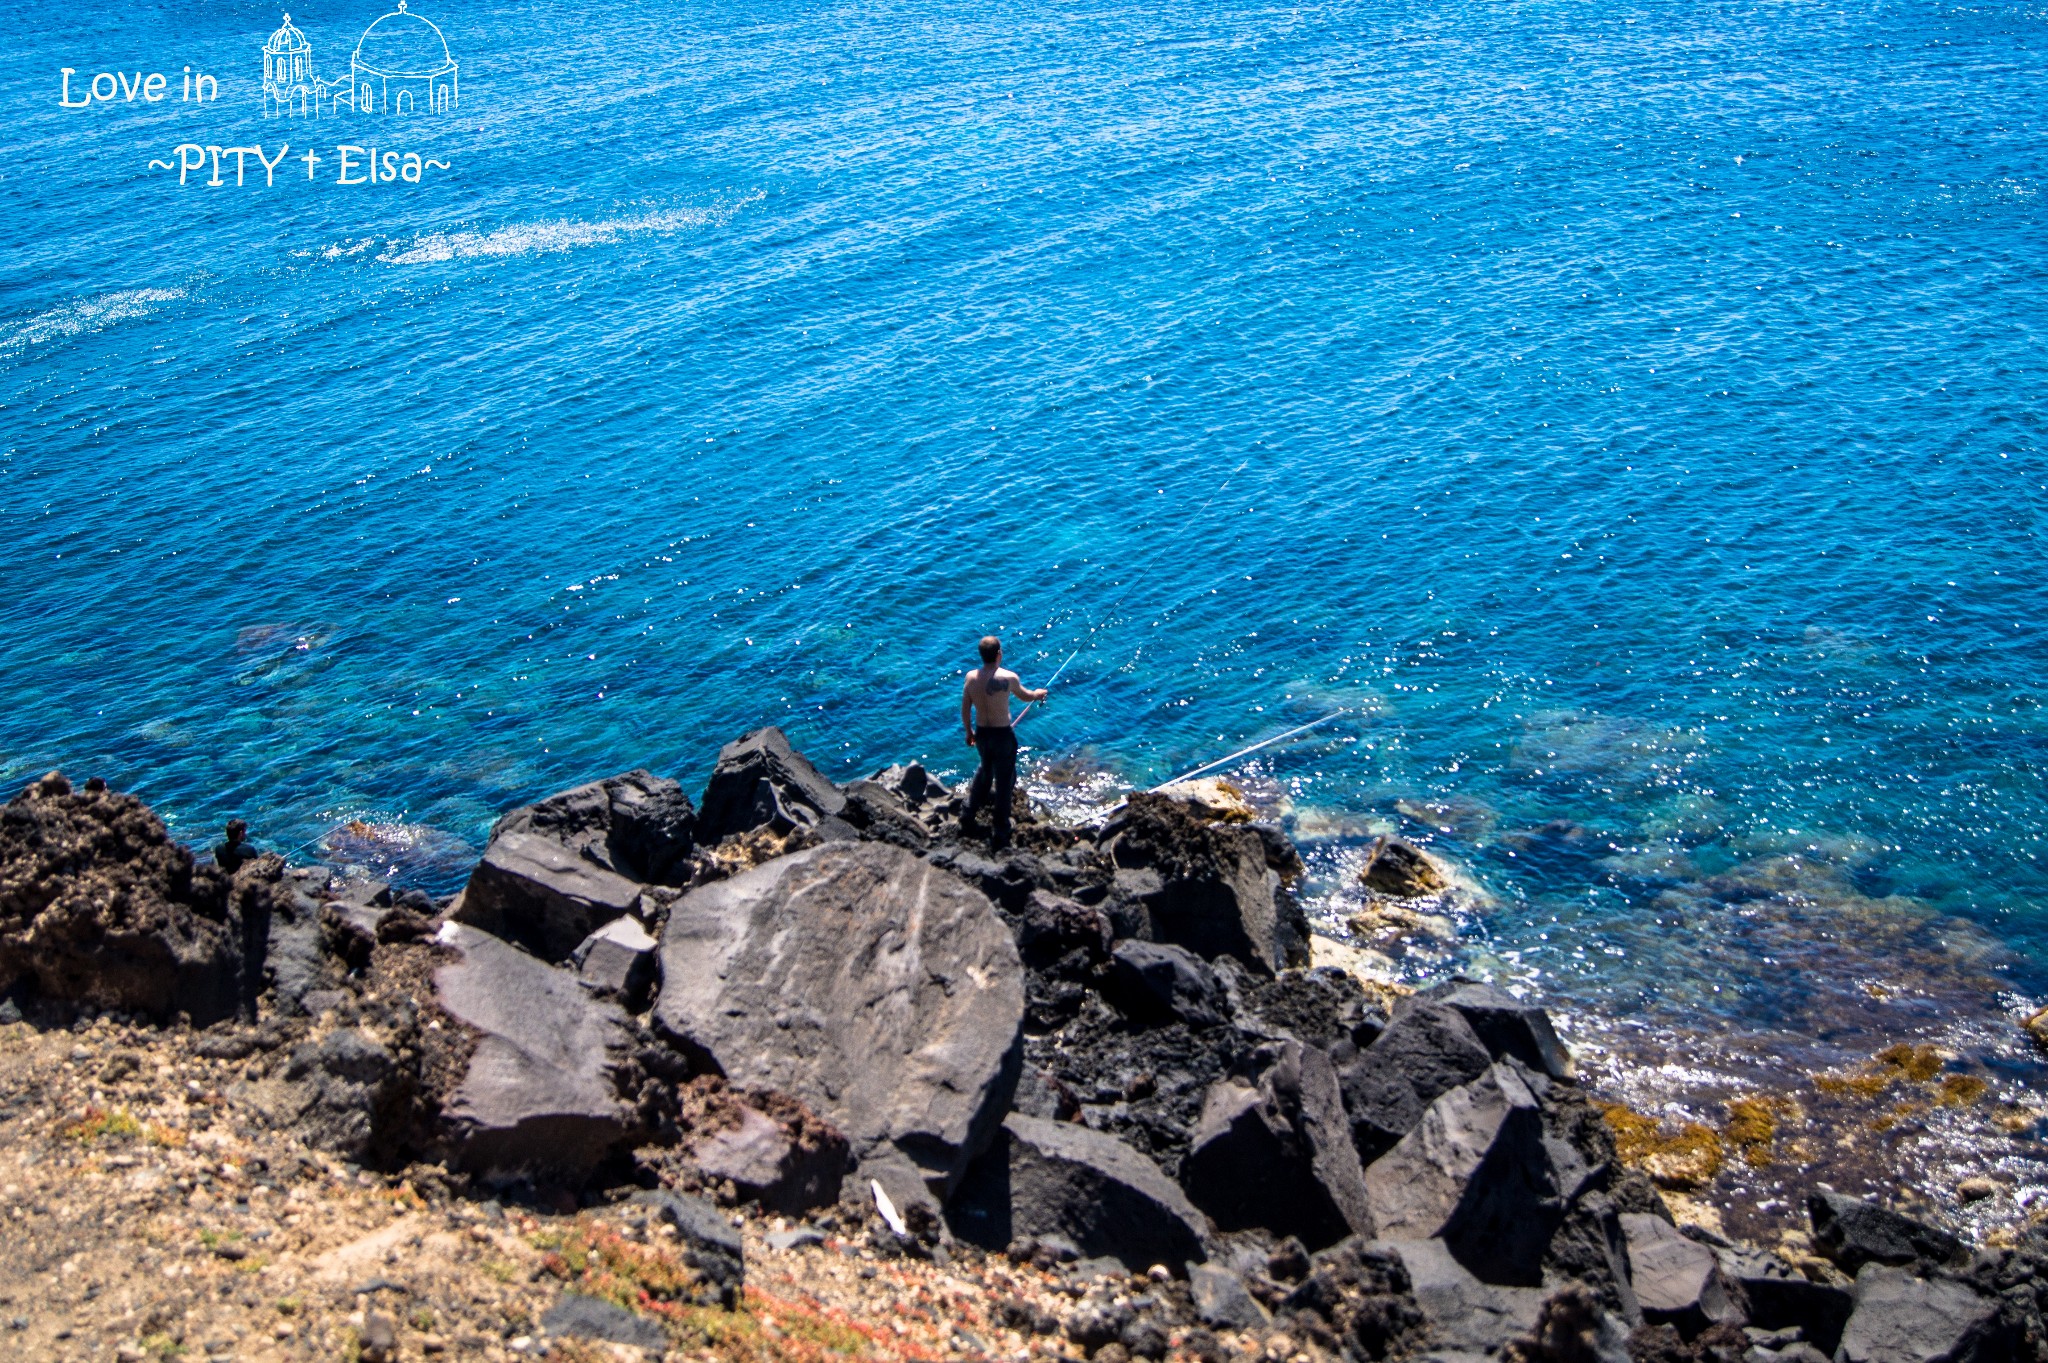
{"left": 262, "top": 13, "right": 315, "bottom": 116}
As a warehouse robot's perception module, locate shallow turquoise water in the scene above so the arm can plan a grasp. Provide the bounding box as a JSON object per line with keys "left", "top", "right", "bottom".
{"left": 3, "top": 0, "right": 2045, "bottom": 1050}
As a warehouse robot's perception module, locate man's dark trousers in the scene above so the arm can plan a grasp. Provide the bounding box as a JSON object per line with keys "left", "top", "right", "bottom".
{"left": 967, "top": 725, "right": 1019, "bottom": 848}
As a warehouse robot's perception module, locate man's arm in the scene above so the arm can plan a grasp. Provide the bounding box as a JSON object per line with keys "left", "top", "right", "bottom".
{"left": 961, "top": 675, "right": 977, "bottom": 746}
{"left": 1011, "top": 672, "right": 1049, "bottom": 703}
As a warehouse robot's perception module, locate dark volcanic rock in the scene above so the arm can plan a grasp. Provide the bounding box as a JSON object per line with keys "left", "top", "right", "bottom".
{"left": 1362, "top": 1062, "right": 1563, "bottom": 1287}
{"left": 1231, "top": 965, "right": 1387, "bottom": 1053}
{"left": 1280, "top": 1238, "right": 1429, "bottom": 1362}
{"left": 452, "top": 769, "right": 691, "bottom": 963}
{"left": 1808, "top": 1191, "right": 1965, "bottom": 1275}
{"left": 696, "top": 727, "right": 847, "bottom": 843}
{"left": 262, "top": 882, "right": 333, "bottom": 1015}
{"left": 637, "top": 1189, "right": 745, "bottom": 1309}
{"left": 652, "top": 842, "right": 1024, "bottom": 1196}
{"left": 273, "top": 1028, "right": 410, "bottom": 1163}
{"left": 0, "top": 773, "right": 246, "bottom": 1023}
{"left": 1544, "top": 1194, "right": 1642, "bottom": 1325}
{"left": 1100, "top": 794, "right": 1307, "bottom": 974}
{"left": 1621, "top": 1212, "right": 1741, "bottom": 1337}
{"left": 1380, "top": 1237, "right": 1544, "bottom": 1352}
{"left": 1108, "top": 940, "right": 1229, "bottom": 1029}
{"left": 570, "top": 916, "right": 657, "bottom": 1010}
{"left": 1015, "top": 889, "right": 1114, "bottom": 972}
{"left": 1836, "top": 1264, "right": 2010, "bottom": 1363}
{"left": 686, "top": 1091, "right": 850, "bottom": 1215}
{"left": 1336, "top": 1002, "right": 1494, "bottom": 1165}
{"left": 1414, "top": 980, "right": 1574, "bottom": 1081}
{"left": 1358, "top": 836, "right": 1447, "bottom": 898}
{"left": 1182, "top": 1041, "right": 1373, "bottom": 1250}
{"left": 432, "top": 923, "right": 641, "bottom": 1182}
{"left": 1021, "top": 995, "right": 1250, "bottom": 1180}
{"left": 1713, "top": 1245, "right": 1852, "bottom": 1351}
{"left": 948, "top": 1113, "right": 1210, "bottom": 1271}
{"left": 1190, "top": 1263, "right": 1271, "bottom": 1331}
{"left": 542, "top": 1293, "right": 668, "bottom": 1349}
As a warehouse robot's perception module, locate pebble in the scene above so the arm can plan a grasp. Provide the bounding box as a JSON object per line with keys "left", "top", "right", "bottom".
{"left": 1958, "top": 1176, "right": 2002, "bottom": 1203}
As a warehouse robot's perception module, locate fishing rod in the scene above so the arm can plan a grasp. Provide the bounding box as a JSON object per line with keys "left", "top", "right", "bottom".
{"left": 1147, "top": 708, "right": 1351, "bottom": 791}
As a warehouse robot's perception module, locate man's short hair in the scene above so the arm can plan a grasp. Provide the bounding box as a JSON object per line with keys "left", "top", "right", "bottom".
{"left": 978, "top": 636, "right": 1001, "bottom": 664}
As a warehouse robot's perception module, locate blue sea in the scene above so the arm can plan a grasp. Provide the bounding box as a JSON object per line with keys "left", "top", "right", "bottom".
{"left": 4, "top": 0, "right": 2045, "bottom": 1148}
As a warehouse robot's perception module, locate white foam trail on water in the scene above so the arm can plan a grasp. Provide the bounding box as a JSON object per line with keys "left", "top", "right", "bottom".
{"left": 1, "top": 287, "right": 186, "bottom": 355}
{"left": 377, "top": 195, "right": 763, "bottom": 266}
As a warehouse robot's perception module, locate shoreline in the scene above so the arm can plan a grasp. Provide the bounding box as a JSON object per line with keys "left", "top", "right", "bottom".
{"left": 1, "top": 730, "right": 2044, "bottom": 1360}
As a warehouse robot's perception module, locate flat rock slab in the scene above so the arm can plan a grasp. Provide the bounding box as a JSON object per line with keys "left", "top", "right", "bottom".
{"left": 1621, "top": 1212, "right": 1740, "bottom": 1334}
{"left": 1362, "top": 1062, "right": 1560, "bottom": 1286}
{"left": 653, "top": 842, "right": 1024, "bottom": 1195}
{"left": 432, "top": 924, "right": 639, "bottom": 1182}
{"left": 1837, "top": 1264, "right": 2008, "bottom": 1363}
{"left": 949, "top": 1113, "right": 1210, "bottom": 1271}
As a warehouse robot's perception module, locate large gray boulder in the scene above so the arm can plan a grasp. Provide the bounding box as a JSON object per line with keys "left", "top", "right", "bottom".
{"left": 1621, "top": 1212, "right": 1742, "bottom": 1335}
{"left": 453, "top": 769, "right": 694, "bottom": 962}
{"left": 948, "top": 1113, "right": 1210, "bottom": 1271}
{"left": 432, "top": 923, "right": 641, "bottom": 1182}
{"left": 1836, "top": 1264, "right": 2010, "bottom": 1363}
{"left": 652, "top": 842, "right": 1024, "bottom": 1195}
{"left": 1361, "top": 1062, "right": 1562, "bottom": 1286}
{"left": 1412, "top": 980, "right": 1574, "bottom": 1080}
{"left": 1382, "top": 1237, "right": 1546, "bottom": 1351}
{"left": 696, "top": 727, "right": 847, "bottom": 843}
{"left": 1099, "top": 793, "right": 1306, "bottom": 973}
{"left": 1337, "top": 1001, "right": 1495, "bottom": 1164}
{"left": 1181, "top": 1040, "right": 1374, "bottom": 1249}
{"left": 1809, "top": 1191, "right": 1966, "bottom": 1274}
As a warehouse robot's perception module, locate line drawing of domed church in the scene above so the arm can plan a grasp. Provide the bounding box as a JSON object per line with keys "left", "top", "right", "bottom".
{"left": 262, "top": 3, "right": 459, "bottom": 118}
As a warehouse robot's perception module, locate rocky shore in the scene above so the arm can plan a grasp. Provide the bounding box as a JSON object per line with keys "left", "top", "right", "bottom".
{"left": 1, "top": 728, "right": 2044, "bottom": 1363}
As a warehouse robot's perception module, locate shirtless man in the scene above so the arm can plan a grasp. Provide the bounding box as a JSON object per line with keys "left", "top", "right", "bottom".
{"left": 960, "top": 635, "right": 1048, "bottom": 850}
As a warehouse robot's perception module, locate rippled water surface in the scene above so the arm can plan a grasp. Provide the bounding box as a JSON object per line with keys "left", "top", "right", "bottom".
{"left": 5, "top": 0, "right": 2046, "bottom": 1094}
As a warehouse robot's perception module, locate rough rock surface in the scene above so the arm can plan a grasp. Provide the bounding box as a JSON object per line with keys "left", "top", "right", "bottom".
{"left": 431, "top": 923, "right": 641, "bottom": 1182}
{"left": 949, "top": 1113, "right": 1210, "bottom": 1270}
{"left": 1836, "top": 1264, "right": 2010, "bottom": 1363}
{"left": 1358, "top": 836, "right": 1448, "bottom": 898}
{"left": 542, "top": 1292, "right": 670, "bottom": 1349}
{"left": 1381, "top": 1236, "right": 1546, "bottom": 1351}
{"left": 0, "top": 773, "right": 247, "bottom": 1023}
{"left": 653, "top": 841, "right": 1024, "bottom": 1195}
{"left": 1181, "top": 1040, "right": 1373, "bottom": 1249}
{"left": 637, "top": 1188, "right": 746, "bottom": 1309}
{"left": 1108, "top": 939, "right": 1229, "bottom": 1028}
{"left": 1099, "top": 794, "right": 1306, "bottom": 973}
{"left": 684, "top": 1087, "right": 851, "bottom": 1215}
{"left": 1362, "top": 1062, "right": 1562, "bottom": 1286}
{"left": 696, "top": 727, "right": 848, "bottom": 843}
{"left": 571, "top": 914, "right": 658, "bottom": 1008}
{"left": 1621, "top": 1212, "right": 1740, "bottom": 1336}
{"left": 1417, "top": 979, "right": 1575, "bottom": 1081}
{"left": 1809, "top": 1190, "right": 1966, "bottom": 1274}
{"left": 1337, "top": 1001, "right": 1495, "bottom": 1164}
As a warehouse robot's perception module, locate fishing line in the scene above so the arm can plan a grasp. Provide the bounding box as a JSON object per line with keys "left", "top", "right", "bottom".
{"left": 1146, "top": 708, "right": 1350, "bottom": 791}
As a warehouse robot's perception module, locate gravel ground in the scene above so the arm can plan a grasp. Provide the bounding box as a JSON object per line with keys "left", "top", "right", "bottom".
{"left": 0, "top": 1011, "right": 1279, "bottom": 1363}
